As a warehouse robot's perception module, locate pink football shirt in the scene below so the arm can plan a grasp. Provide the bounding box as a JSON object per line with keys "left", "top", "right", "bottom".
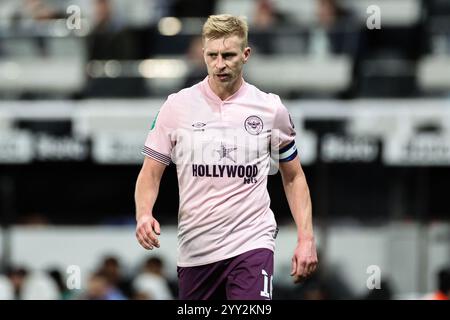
{"left": 143, "top": 77, "right": 297, "bottom": 267}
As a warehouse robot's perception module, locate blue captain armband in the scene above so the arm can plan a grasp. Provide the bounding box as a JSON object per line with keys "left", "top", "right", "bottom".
{"left": 279, "top": 140, "right": 298, "bottom": 162}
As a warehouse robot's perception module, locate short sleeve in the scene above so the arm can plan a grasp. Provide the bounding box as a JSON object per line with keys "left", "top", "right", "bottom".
{"left": 142, "top": 97, "right": 176, "bottom": 165}
{"left": 271, "top": 95, "right": 297, "bottom": 162}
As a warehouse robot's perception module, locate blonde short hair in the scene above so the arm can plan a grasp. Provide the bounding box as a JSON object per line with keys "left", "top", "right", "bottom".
{"left": 202, "top": 14, "right": 248, "bottom": 48}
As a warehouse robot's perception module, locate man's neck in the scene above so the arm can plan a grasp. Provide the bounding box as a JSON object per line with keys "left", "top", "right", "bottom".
{"left": 208, "top": 77, "right": 243, "bottom": 101}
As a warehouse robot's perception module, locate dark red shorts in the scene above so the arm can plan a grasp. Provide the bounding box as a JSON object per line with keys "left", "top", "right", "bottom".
{"left": 177, "top": 248, "right": 274, "bottom": 300}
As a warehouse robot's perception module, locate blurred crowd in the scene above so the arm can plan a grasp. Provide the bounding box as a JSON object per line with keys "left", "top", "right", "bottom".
{"left": 0, "top": 255, "right": 176, "bottom": 300}
{"left": 0, "top": 0, "right": 449, "bottom": 99}
{"left": 0, "top": 254, "right": 448, "bottom": 300}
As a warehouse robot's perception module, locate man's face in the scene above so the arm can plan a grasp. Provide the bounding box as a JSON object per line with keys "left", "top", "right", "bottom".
{"left": 203, "top": 35, "right": 251, "bottom": 88}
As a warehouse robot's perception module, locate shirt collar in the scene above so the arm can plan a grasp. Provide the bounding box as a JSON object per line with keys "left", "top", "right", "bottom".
{"left": 201, "top": 76, "right": 248, "bottom": 103}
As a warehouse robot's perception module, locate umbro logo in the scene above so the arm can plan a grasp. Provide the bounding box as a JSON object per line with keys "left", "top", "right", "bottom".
{"left": 192, "top": 122, "right": 206, "bottom": 132}
{"left": 192, "top": 122, "right": 206, "bottom": 128}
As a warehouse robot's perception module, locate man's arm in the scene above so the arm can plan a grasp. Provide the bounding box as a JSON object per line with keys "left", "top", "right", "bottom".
{"left": 279, "top": 155, "right": 318, "bottom": 283}
{"left": 135, "top": 157, "right": 166, "bottom": 250}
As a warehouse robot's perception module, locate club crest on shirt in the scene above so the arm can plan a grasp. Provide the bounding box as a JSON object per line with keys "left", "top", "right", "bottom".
{"left": 244, "top": 116, "right": 263, "bottom": 135}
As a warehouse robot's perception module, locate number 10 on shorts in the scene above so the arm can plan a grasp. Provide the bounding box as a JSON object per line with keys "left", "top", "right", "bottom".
{"left": 260, "top": 269, "right": 273, "bottom": 299}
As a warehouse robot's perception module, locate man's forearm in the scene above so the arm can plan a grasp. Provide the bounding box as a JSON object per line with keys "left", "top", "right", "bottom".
{"left": 135, "top": 170, "right": 161, "bottom": 221}
{"left": 282, "top": 172, "right": 314, "bottom": 241}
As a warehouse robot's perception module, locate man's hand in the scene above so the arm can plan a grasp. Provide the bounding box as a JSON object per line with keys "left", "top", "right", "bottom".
{"left": 290, "top": 236, "right": 318, "bottom": 283}
{"left": 136, "top": 214, "right": 161, "bottom": 250}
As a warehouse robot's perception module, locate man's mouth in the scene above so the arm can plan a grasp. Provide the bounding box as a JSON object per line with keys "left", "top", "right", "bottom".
{"left": 216, "top": 74, "right": 229, "bottom": 80}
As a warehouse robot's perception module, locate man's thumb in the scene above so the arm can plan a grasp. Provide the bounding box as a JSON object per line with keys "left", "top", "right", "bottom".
{"left": 153, "top": 219, "right": 161, "bottom": 235}
{"left": 290, "top": 258, "right": 297, "bottom": 276}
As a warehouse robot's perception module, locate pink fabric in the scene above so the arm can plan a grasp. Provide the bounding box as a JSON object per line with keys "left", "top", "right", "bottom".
{"left": 143, "top": 77, "right": 296, "bottom": 267}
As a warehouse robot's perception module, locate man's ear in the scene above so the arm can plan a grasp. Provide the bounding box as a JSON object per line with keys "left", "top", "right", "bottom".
{"left": 243, "top": 47, "right": 251, "bottom": 63}
{"left": 202, "top": 47, "right": 207, "bottom": 63}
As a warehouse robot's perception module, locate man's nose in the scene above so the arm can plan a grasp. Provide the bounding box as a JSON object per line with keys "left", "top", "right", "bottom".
{"left": 216, "top": 55, "right": 226, "bottom": 69}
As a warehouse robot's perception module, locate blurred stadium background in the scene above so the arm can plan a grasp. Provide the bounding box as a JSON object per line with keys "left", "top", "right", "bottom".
{"left": 0, "top": 0, "right": 449, "bottom": 300}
